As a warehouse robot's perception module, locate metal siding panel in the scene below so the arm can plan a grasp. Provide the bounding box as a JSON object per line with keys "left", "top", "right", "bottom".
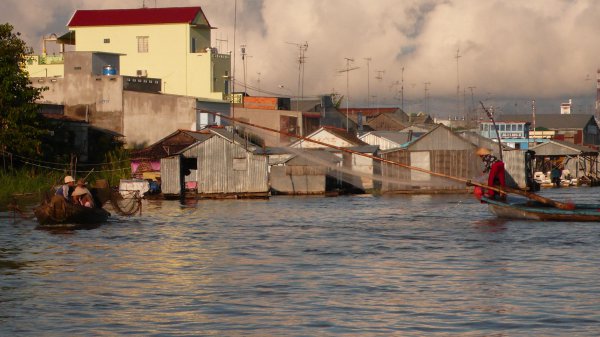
{"left": 160, "top": 157, "right": 181, "bottom": 194}
{"left": 503, "top": 150, "right": 527, "bottom": 188}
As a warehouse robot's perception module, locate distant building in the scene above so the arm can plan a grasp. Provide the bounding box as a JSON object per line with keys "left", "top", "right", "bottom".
{"left": 479, "top": 120, "right": 531, "bottom": 149}
{"left": 560, "top": 99, "right": 572, "bottom": 115}
{"left": 24, "top": 6, "right": 230, "bottom": 100}
{"left": 495, "top": 114, "right": 600, "bottom": 148}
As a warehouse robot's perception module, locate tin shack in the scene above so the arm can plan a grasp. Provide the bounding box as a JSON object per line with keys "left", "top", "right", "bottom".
{"left": 161, "top": 128, "right": 269, "bottom": 198}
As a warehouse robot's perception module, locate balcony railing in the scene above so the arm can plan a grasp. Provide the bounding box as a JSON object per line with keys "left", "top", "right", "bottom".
{"left": 25, "top": 54, "right": 65, "bottom": 65}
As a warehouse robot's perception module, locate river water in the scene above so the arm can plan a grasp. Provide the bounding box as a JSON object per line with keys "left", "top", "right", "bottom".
{"left": 1, "top": 188, "right": 599, "bottom": 336}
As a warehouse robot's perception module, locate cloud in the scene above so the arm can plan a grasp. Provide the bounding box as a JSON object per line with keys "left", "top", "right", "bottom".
{"left": 2, "top": 0, "right": 599, "bottom": 113}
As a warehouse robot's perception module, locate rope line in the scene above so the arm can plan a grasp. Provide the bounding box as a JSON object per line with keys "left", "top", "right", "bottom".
{"left": 0, "top": 150, "right": 131, "bottom": 166}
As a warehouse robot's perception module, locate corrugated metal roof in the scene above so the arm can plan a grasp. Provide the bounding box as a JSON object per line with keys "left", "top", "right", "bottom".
{"left": 495, "top": 114, "right": 595, "bottom": 129}
{"left": 531, "top": 139, "right": 598, "bottom": 156}
{"left": 285, "top": 149, "right": 342, "bottom": 165}
{"left": 131, "top": 129, "right": 213, "bottom": 160}
{"left": 68, "top": 7, "right": 210, "bottom": 27}
{"left": 364, "top": 131, "right": 412, "bottom": 145}
{"left": 321, "top": 126, "right": 369, "bottom": 146}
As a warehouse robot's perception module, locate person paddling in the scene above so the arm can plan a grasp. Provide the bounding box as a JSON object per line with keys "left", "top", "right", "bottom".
{"left": 476, "top": 147, "right": 506, "bottom": 200}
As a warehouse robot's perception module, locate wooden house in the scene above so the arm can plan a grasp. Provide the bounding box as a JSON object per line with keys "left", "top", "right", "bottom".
{"left": 530, "top": 140, "right": 599, "bottom": 180}
{"left": 365, "top": 112, "right": 409, "bottom": 131}
{"left": 160, "top": 128, "right": 269, "bottom": 198}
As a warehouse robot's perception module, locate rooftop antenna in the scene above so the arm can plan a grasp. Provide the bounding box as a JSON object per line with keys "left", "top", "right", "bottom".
{"left": 455, "top": 47, "right": 461, "bottom": 117}
{"left": 375, "top": 70, "right": 385, "bottom": 112}
{"left": 364, "top": 57, "right": 371, "bottom": 108}
{"left": 596, "top": 69, "right": 600, "bottom": 119}
{"left": 424, "top": 82, "right": 431, "bottom": 114}
{"left": 257, "top": 72, "right": 261, "bottom": 94}
{"left": 401, "top": 66, "right": 405, "bottom": 112}
{"left": 468, "top": 86, "right": 476, "bottom": 128}
{"left": 216, "top": 34, "right": 228, "bottom": 53}
{"left": 286, "top": 41, "right": 309, "bottom": 110}
{"left": 338, "top": 58, "right": 360, "bottom": 131}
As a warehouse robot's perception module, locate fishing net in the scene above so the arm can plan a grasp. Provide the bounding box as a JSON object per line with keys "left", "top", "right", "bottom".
{"left": 108, "top": 190, "right": 142, "bottom": 216}
{"left": 94, "top": 179, "right": 142, "bottom": 216}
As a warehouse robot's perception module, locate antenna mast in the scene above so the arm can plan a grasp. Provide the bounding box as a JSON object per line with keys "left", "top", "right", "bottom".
{"left": 286, "top": 41, "right": 308, "bottom": 110}
{"left": 338, "top": 58, "right": 360, "bottom": 131}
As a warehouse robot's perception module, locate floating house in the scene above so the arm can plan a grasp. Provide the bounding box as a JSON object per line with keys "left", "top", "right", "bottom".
{"left": 269, "top": 149, "right": 342, "bottom": 195}
{"left": 381, "top": 124, "right": 480, "bottom": 193}
{"left": 130, "top": 129, "right": 213, "bottom": 180}
{"left": 530, "top": 140, "right": 599, "bottom": 180}
{"left": 161, "top": 128, "right": 269, "bottom": 198}
{"left": 290, "top": 126, "right": 380, "bottom": 191}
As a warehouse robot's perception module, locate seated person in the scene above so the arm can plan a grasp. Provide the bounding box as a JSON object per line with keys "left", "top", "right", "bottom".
{"left": 55, "top": 175, "right": 75, "bottom": 200}
{"left": 71, "top": 179, "right": 95, "bottom": 208}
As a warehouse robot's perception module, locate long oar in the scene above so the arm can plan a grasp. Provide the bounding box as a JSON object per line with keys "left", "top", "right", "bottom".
{"left": 198, "top": 109, "right": 574, "bottom": 209}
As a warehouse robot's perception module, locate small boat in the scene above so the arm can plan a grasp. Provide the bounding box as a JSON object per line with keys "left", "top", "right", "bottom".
{"left": 34, "top": 195, "right": 110, "bottom": 229}
{"left": 481, "top": 196, "right": 600, "bottom": 222}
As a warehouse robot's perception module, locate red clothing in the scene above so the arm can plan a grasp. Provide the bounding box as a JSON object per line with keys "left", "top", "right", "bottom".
{"left": 486, "top": 161, "right": 506, "bottom": 198}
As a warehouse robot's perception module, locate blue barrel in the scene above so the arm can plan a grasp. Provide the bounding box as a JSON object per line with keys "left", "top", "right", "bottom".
{"left": 102, "top": 65, "right": 117, "bottom": 75}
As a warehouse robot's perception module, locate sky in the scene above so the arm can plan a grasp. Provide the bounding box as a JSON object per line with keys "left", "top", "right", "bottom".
{"left": 2, "top": 0, "right": 600, "bottom": 117}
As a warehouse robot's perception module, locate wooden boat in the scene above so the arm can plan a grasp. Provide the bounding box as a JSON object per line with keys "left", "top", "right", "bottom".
{"left": 34, "top": 195, "right": 110, "bottom": 229}
{"left": 481, "top": 196, "right": 600, "bottom": 222}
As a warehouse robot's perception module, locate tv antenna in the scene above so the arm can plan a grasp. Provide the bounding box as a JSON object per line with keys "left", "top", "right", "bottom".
{"left": 338, "top": 58, "right": 360, "bottom": 131}
{"left": 286, "top": 41, "right": 309, "bottom": 110}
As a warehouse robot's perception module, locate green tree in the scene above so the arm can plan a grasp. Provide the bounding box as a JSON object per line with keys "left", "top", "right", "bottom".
{"left": 0, "top": 23, "right": 47, "bottom": 160}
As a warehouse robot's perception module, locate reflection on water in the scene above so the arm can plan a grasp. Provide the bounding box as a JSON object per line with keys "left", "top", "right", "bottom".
{"left": 1, "top": 188, "right": 600, "bottom": 336}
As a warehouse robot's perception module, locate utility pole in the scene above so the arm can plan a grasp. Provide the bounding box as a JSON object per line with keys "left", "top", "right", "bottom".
{"left": 240, "top": 44, "right": 247, "bottom": 94}
{"left": 338, "top": 58, "right": 359, "bottom": 131}
{"left": 364, "top": 57, "right": 371, "bottom": 108}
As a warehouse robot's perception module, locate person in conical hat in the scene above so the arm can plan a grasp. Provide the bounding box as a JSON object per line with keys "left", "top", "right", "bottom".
{"left": 72, "top": 179, "right": 95, "bottom": 208}
{"left": 476, "top": 147, "right": 506, "bottom": 200}
{"left": 475, "top": 147, "right": 491, "bottom": 156}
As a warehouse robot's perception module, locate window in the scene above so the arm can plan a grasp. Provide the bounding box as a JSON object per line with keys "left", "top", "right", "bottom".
{"left": 104, "top": 38, "right": 110, "bottom": 43}
{"left": 137, "top": 36, "right": 149, "bottom": 53}
{"left": 191, "top": 37, "right": 196, "bottom": 53}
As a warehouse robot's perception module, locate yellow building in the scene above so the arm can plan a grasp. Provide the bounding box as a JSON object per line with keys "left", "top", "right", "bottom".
{"left": 25, "top": 6, "right": 230, "bottom": 100}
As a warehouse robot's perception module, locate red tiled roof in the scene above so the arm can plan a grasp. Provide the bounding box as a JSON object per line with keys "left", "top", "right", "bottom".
{"left": 68, "top": 7, "right": 210, "bottom": 27}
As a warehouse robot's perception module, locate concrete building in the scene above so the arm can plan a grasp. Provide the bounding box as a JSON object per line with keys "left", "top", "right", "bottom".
{"left": 30, "top": 51, "right": 208, "bottom": 148}
{"left": 25, "top": 6, "right": 230, "bottom": 100}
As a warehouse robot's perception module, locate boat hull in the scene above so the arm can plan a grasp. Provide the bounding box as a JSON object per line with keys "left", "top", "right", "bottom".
{"left": 34, "top": 196, "right": 110, "bottom": 229}
{"left": 482, "top": 197, "right": 600, "bottom": 222}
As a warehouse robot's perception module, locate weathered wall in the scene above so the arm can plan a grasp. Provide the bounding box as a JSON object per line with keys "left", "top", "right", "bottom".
{"left": 182, "top": 136, "right": 269, "bottom": 195}
{"left": 123, "top": 91, "right": 196, "bottom": 148}
{"left": 31, "top": 77, "right": 65, "bottom": 104}
{"left": 270, "top": 165, "right": 326, "bottom": 194}
{"left": 233, "top": 108, "right": 304, "bottom": 146}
